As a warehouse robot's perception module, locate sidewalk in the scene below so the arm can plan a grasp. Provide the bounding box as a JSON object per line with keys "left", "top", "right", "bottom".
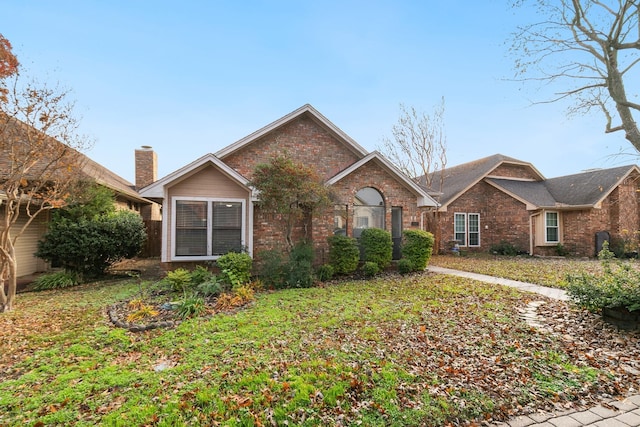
{"left": 428, "top": 265, "right": 640, "bottom": 427}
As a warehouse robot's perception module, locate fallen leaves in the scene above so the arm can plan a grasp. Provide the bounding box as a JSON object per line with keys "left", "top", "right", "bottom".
{"left": 1, "top": 262, "right": 639, "bottom": 426}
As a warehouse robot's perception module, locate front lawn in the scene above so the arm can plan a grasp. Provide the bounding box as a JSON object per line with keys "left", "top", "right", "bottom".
{"left": 430, "top": 254, "right": 607, "bottom": 289}
{"left": 0, "top": 268, "right": 638, "bottom": 426}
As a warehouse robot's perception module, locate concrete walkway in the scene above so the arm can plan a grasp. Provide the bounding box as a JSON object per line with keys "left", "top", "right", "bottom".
{"left": 428, "top": 265, "right": 640, "bottom": 427}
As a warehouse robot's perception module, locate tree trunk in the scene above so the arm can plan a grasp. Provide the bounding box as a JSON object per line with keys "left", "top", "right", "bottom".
{"left": 0, "top": 244, "right": 17, "bottom": 312}
{"left": 606, "top": 48, "right": 640, "bottom": 150}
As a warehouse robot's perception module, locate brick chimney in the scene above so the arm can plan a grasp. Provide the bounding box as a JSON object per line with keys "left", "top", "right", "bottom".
{"left": 135, "top": 146, "right": 157, "bottom": 189}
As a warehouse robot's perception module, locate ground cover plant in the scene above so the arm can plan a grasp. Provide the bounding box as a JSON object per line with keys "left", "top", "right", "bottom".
{"left": 1, "top": 259, "right": 639, "bottom": 426}
{"left": 430, "top": 254, "right": 607, "bottom": 289}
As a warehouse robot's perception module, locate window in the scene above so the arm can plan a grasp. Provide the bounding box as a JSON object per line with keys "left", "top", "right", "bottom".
{"left": 454, "top": 213, "right": 480, "bottom": 247}
{"left": 173, "top": 198, "right": 245, "bottom": 259}
{"left": 454, "top": 213, "right": 466, "bottom": 246}
{"left": 333, "top": 205, "right": 348, "bottom": 235}
{"left": 353, "top": 187, "right": 385, "bottom": 238}
{"left": 545, "top": 211, "right": 559, "bottom": 243}
{"left": 468, "top": 213, "right": 480, "bottom": 246}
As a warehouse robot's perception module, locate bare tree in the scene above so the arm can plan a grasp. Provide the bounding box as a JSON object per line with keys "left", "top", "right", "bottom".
{"left": 378, "top": 101, "right": 447, "bottom": 252}
{"left": 0, "top": 71, "right": 91, "bottom": 312}
{"left": 510, "top": 0, "right": 640, "bottom": 150}
{"left": 379, "top": 99, "right": 447, "bottom": 190}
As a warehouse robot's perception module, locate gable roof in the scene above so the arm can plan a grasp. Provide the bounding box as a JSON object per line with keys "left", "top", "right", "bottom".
{"left": 545, "top": 165, "right": 640, "bottom": 207}
{"left": 435, "top": 152, "right": 640, "bottom": 211}
{"left": 215, "top": 104, "right": 368, "bottom": 160}
{"left": 485, "top": 179, "right": 558, "bottom": 209}
{"left": 139, "top": 153, "right": 254, "bottom": 200}
{"left": 426, "top": 154, "right": 543, "bottom": 208}
{"left": 326, "top": 151, "right": 439, "bottom": 207}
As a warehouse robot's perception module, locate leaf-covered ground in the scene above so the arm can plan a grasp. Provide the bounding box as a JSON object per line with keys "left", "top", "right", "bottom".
{"left": 430, "top": 254, "right": 609, "bottom": 289}
{"left": 0, "top": 264, "right": 638, "bottom": 426}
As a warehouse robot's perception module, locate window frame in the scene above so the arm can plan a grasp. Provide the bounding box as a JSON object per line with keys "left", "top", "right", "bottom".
{"left": 468, "top": 213, "right": 480, "bottom": 247}
{"left": 545, "top": 211, "right": 559, "bottom": 244}
{"left": 454, "top": 212, "right": 467, "bottom": 246}
{"left": 453, "top": 212, "right": 481, "bottom": 247}
{"left": 171, "top": 196, "right": 246, "bottom": 261}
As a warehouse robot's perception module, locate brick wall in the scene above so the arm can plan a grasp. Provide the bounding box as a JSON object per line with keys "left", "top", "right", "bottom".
{"left": 490, "top": 163, "right": 542, "bottom": 180}
{"left": 435, "top": 172, "right": 640, "bottom": 258}
{"left": 221, "top": 113, "right": 424, "bottom": 264}
{"left": 222, "top": 115, "right": 361, "bottom": 180}
{"left": 437, "top": 181, "right": 530, "bottom": 253}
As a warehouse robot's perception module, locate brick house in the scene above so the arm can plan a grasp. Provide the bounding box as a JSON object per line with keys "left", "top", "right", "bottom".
{"left": 427, "top": 154, "right": 640, "bottom": 257}
{"left": 139, "top": 104, "right": 439, "bottom": 268}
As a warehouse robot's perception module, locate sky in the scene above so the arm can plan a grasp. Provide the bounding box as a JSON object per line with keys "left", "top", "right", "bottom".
{"left": 2, "top": 1, "right": 638, "bottom": 184}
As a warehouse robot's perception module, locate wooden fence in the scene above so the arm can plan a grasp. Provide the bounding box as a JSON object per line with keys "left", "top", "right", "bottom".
{"left": 140, "top": 220, "right": 162, "bottom": 258}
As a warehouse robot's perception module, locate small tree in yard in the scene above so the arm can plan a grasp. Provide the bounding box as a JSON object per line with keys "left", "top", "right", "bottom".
{"left": 0, "top": 35, "right": 92, "bottom": 311}
{"left": 36, "top": 203, "right": 147, "bottom": 280}
{"left": 249, "top": 153, "right": 333, "bottom": 251}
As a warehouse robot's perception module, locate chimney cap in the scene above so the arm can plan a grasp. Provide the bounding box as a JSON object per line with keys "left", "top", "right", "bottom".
{"left": 140, "top": 145, "right": 153, "bottom": 150}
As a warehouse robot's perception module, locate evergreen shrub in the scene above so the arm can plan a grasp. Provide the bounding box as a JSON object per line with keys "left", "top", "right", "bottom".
{"left": 360, "top": 228, "right": 392, "bottom": 270}
{"left": 327, "top": 235, "right": 360, "bottom": 274}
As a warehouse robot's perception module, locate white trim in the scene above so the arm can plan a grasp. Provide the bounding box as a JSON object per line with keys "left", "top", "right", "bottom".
{"left": 453, "top": 212, "right": 481, "bottom": 247}
{"left": 544, "top": 210, "right": 560, "bottom": 244}
{"left": 160, "top": 191, "right": 169, "bottom": 262}
{"left": 139, "top": 153, "right": 253, "bottom": 199}
{"left": 453, "top": 212, "right": 467, "bottom": 247}
{"left": 468, "top": 213, "right": 481, "bottom": 247}
{"left": 170, "top": 196, "right": 247, "bottom": 261}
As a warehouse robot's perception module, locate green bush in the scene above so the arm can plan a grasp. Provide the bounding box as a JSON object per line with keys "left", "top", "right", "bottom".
{"left": 165, "top": 268, "right": 193, "bottom": 292}
{"left": 284, "top": 242, "right": 315, "bottom": 288}
{"left": 489, "top": 240, "right": 519, "bottom": 256}
{"left": 217, "top": 252, "right": 253, "bottom": 286}
{"left": 360, "top": 228, "right": 392, "bottom": 270}
{"left": 401, "top": 229, "right": 434, "bottom": 271}
{"left": 190, "top": 265, "right": 214, "bottom": 286}
{"left": 397, "top": 258, "right": 414, "bottom": 275}
{"left": 362, "top": 261, "right": 380, "bottom": 277}
{"left": 176, "top": 295, "right": 206, "bottom": 320}
{"left": 196, "top": 280, "right": 223, "bottom": 298}
{"left": 36, "top": 210, "right": 146, "bottom": 279}
{"left": 255, "top": 249, "right": 285, "bottom": 288}
{"left": 567, "top": 243, "right": 640, "bottom": 312}
{"left": 315, "top": 264, "right": 335, "bottom": 282}
{"left": 327, "top": 235, "right": 360, "bottom": 274}
{"left": 32, "top": 270, "right": 80, "bottom": 291}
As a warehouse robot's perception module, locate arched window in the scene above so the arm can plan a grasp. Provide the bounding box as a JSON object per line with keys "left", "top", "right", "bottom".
{"left": 353, "top": 187, "right": 385, "bottom": 238}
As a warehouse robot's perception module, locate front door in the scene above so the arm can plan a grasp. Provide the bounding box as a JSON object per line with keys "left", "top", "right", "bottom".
{"left": 392, "top": 207, "right": 402, "bottom": 260}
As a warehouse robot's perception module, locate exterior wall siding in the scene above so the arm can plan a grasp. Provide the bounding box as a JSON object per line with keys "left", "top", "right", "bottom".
{"left": 164, "top": 164, "right": 252, "bottom": 261}
{"left": 7, "top": 209, "right": 49, "bottom": 277}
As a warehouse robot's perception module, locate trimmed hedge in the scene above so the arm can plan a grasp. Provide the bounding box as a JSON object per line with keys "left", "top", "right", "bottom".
{"left": 402, "top": 229, "right": 434, "bottom": 271}
{"left": 360, "top": 228, "right": 392, "bottom": 270}
{"left": 327, "top": 234, "right": 360, "bottom": 274}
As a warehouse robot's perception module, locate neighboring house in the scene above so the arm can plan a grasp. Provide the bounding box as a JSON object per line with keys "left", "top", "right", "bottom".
{"left": 139, "top": 104, "right": 439, "bottom": 268}
{"left": 426, "top": 154, "right": 640, "bottom": 257}
{"left": 0, "top": 112, "right": 159, "bottom": 278}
